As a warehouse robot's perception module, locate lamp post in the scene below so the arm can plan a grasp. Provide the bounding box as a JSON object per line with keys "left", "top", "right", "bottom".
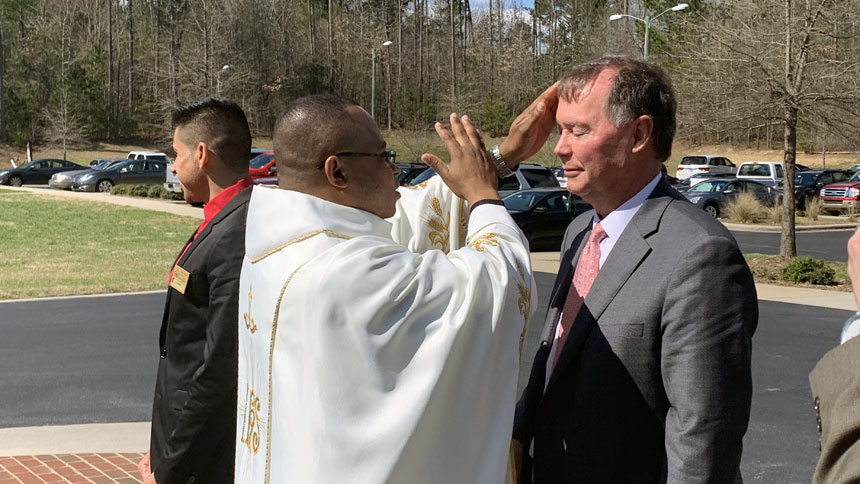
{"left": 216, "top": 64, "right": 231, "bottom": 94}
{"left": 371, "top": 40, "right": 393, "bottom": 121}
{"left": 609, "top": 3, "right": 688, "bottom": 60}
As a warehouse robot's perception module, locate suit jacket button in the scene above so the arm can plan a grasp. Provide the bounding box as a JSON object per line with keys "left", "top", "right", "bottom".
{"left": 561, "top": 438, "right": 568, "bottom": 452}
{"left": 160, "top": 349, "right": 167, "bottom": 359}
{"left": 814, "top": 396, "right": 820, "bottom": 413}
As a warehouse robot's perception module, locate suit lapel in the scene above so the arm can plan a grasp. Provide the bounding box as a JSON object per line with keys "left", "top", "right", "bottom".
{"left": 158, "top": 186, "right": 252, "bottom": 349}
{"left": 545, "top": 179, "right": 676, "bottom": 392}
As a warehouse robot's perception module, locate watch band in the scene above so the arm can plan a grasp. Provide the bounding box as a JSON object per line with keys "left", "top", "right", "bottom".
{"left": 487, "top": 145, "right": 515, "bottom": 178}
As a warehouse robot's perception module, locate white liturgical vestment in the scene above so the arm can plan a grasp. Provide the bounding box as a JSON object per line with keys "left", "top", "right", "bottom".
{"left": 235, "top": 176, "right": 536, "bottom": 484}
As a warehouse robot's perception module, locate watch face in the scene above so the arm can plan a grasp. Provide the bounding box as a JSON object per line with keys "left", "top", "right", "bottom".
{"left": 841, "top": 313, "right": 860, "bottom": 344}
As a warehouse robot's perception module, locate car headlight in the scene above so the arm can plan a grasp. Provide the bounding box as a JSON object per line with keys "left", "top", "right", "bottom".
{"left": 820, "top": 188, "right": 826, "bottom": 196}
{"left": 0, "top": 170, "right": 8, "bottom": 178}
{"left": 686, "top": 196, "right": 702, "bottom": 203}
{"left": 847, "top": 188, "right": 860, "bottom": 198}
{"left": 80, "top": 174, "right": 95, "bottom": 181}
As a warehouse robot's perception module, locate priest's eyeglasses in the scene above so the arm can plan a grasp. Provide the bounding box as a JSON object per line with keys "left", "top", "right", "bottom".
{"left": 317, "top": 150, "right": 397, "bottom": 169}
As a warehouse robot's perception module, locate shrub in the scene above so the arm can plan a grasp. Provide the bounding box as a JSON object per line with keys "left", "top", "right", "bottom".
{"left": 109, "top": 184, "right": 183, "bottom": 200}
{"left": 765, "top": 200, "right": 782, "bottom": 225}
{"left": 110, "top": 185, "right": 130, "bottom": 195}
{"left": 723, "top": 191, "right": 763, "bottom": 224}
{"left": 782, "top": 256, "right": 835, "bottom": 285}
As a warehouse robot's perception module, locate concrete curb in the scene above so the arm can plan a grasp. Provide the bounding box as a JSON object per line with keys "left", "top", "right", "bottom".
{"left": 0, "top": 423, "right": 150, "bottom": 455}
{"left": 722, "top": 221, "right": 858, "bottom": 233}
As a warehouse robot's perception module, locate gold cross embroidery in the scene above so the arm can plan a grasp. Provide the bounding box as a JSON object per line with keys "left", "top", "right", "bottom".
{"left": 244, "top": 287, "right": 257, "bottom": 334}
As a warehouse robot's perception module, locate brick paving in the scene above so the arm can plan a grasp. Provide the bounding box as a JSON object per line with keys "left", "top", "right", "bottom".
{"left": 0, "top": 453, "right": 143, "bottom": 484}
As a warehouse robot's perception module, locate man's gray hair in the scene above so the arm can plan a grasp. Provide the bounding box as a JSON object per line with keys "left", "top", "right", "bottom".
{"left": 557, "top": 55, "right": 676, "bottom": 163}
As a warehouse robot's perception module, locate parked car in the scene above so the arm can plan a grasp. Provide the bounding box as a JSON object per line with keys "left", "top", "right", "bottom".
{"left": 848, "top": 163, "right": 860, "bottom": 174}
{"left": 249, "top": 152, "right": 276, "bottom": 180}
{"left": 126, "top": 151, "right": 169, "bottom": 162}
{"left": 819, "top": 170, "right": 860, "bottom": 214}
{"left": 165, "top": 148, "right": 269, "bottom": 194}
{"left": 0, "top": 159, "right": 85, "bottom": 186}
{"left": 793, "top": 170, "right": 851, "bottom": 209}
{"left": 73, "top": 159, "right": 168, "bottom": 192}
{"left": 409, "top": 163, "right": 559, "bottom": 197}
{"left": 687, "top": 172, "right": 737, "bottom": 188}
{"left": 736, "top": 161, "right": 785, "bottom": 188}
{"left": 50, "top": 159, "right": 125, "bottom": 189}
{"left": 549, "top": 166, "right": 566, "bottom": 187}
{"left": 683, "top": 178, "right": 777, "bottom": 218}
{"left": 503, "top": 188, "right": 592, "bottom": 250}
{"left": 396, "top": 163, "right": 429, "bottom": 186}
{"left": 675, "top": 155, "right": 736, "bottom": 181}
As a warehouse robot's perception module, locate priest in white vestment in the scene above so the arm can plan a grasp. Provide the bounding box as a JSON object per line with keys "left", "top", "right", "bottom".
{"left": 235, "top": 92, "right": 555, "bottom": 484}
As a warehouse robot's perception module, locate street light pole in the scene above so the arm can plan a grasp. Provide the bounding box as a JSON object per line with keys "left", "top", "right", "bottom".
{"left": 216, "top": 64, "right": 231, "bottom": 94}
{"left": 609, "top": 3, "right": 688, "bottom": 60}
{"left": 371, "top": 40, "right": 393, "bottom": 121}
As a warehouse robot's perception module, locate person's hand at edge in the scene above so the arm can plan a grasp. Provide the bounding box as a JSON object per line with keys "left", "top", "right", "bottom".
{"left": 512, "top": 439, "right": 525, "bottom": 482}
{"left": 138, "top": 451, "right": 152, "bottom": 481}
{"left": 498, "top": 82, "right": 559, "bottom": 166}
{"left": 847, "top": 225, "right": 860, "bottom": 310}
{"left": 422, "top": 113, "right": 499, "bottom": 206}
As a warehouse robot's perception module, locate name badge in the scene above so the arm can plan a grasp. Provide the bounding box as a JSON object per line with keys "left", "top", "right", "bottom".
{"left": 170, "top": 265, "right": 190, "bottom": 294}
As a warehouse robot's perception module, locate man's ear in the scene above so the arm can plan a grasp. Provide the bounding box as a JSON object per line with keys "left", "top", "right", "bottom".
{"left": 630, "top": 115, "right": 654, "bottom": 154}
{"left": 322, "top": 155, "right": 348, "bottom": 189}
{"left": 194, "top": 141, "right": 210, "bottom": 169}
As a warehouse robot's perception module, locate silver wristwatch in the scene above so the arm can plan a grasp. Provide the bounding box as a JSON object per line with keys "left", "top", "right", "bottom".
{"left": 487, "top": 145, "right": 514, "bottom": 178}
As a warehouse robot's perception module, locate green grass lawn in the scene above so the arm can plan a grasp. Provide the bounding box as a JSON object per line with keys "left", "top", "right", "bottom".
{"left": 0, "top": 190, "right": 199, "bottom": 299}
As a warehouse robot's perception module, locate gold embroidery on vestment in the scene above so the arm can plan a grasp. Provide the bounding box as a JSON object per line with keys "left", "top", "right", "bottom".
{"left": 249, "top": 230, "right": 350, "bottom": 263}
{"left": 425, "top": 196, "right": 451, "bottom": 251}
{"left": 406, "top": 180, "right": 430, "bottom": 190}
{"left": 468, "top": 232, "right": 501, "bottom": 252}
{"left": 240, "top": 384, "right": 262, "bottom": 454}
{"left": 243, "top": 287, "right": 257, "bottom": 334}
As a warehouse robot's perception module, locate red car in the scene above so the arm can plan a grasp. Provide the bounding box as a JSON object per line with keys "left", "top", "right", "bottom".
{"left": 819, "top": 170, "right": 860, "bottom": 214}
{"left": 248, "top": 152, "right": 275, "bottom": 180}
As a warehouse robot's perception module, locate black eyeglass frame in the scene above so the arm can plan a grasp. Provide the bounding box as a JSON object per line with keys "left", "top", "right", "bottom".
{"left": 317, "top": 150, "right": 397, "bottom": 169}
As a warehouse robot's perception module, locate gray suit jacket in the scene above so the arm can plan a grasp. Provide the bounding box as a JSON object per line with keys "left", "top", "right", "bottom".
{"left": 513, "top": 179, "right": 758, "bottom": 483}
{"left": 810, "top": 335, "right": 860, "bottom": 484}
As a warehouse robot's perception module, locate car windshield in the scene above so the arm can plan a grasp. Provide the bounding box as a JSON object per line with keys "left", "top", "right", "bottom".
{"left": 795, "top": 172, "right": 820, "bottom": 185}
{"left": 850, "top": 171, "right": 860, "bottom": 182}
{"left": 689, "top": 180, "right": 730, "bottom": 193}
{"left": 680, "top": 156, "right": 707, "bottom": 166}
{"left": 503, "top": 191, "right": 541, "bottom": 211}
{"left": 249, "top": 154, "right": 274, "bottom": 168}
{"left": 94, "top": 160, "right": 117, "bottom": 170}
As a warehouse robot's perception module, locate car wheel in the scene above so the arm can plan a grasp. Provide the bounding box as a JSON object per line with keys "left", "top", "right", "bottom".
{"left": 703, "top": 203, "right": 719, "bottom": 218}
{"left": 8, "top": 175, "right": 22, "bottom": 187}
{"left": 97, "top": 179, "right": 113, "bottom": 193}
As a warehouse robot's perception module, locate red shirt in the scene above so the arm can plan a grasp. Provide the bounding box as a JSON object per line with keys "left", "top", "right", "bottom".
{"left": 169, "top": 177, "right": 253, "bottom": 281}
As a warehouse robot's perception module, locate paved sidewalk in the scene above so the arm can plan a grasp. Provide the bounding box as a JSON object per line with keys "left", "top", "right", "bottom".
{"left": 0, "top": 453, "right": 143, "bottom": 484}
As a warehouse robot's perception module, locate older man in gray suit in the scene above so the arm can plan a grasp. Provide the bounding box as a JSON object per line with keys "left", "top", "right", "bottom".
{"left": 507, "top": 56, "right": 758, "bottom": 483}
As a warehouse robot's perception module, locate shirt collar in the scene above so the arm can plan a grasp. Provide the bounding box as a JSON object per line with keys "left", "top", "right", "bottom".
{"left": 592, "top": 173, "right": 662, "bottom": 240}
{"left": 202, "top": 177, "right": 253, "bottom": 228}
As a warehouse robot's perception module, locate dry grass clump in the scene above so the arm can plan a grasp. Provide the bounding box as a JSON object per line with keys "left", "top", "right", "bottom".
{"left": 724, "top": 191, "right": 764, "bottom": 224}
{"left": 804, "top": 197, "right": 822, "bottom": 221}
{"left": 764, "top": 200, "right": 783, "bottom": 224}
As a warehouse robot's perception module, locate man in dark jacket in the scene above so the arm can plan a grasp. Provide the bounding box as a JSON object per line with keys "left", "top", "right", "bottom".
{"left": 138, "top": 97, "right": 253, "bottom": 484}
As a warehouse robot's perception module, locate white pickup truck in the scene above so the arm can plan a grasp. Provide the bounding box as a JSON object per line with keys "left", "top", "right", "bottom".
{"left": 736, "top": 161, "right": 785, "bottom": 188}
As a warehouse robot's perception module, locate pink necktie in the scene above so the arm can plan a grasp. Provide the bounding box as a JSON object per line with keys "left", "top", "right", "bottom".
{"left": 552, "top": 223, "right": 607, "bottom": 371}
